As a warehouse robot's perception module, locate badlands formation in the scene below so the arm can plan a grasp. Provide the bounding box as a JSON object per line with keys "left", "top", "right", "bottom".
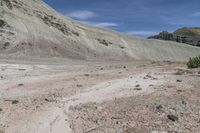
{"left": 0, "top": 0, "right": 200, "bottom": 133}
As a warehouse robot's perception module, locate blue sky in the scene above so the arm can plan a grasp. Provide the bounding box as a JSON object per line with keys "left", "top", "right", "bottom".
{"left": 43, "top": 0, "right": 200, "bottom": 38}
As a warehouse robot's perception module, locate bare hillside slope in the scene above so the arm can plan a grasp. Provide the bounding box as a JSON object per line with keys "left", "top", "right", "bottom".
{"left": 0, "top": 0, "right": 199, "bottom": 61}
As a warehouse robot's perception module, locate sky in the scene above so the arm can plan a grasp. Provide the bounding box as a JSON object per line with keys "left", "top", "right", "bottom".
{"left": 43, "top": 0, "right": 200, "bottom": 38}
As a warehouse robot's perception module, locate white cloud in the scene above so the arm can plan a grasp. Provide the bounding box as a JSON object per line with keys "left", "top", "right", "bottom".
{"left": 67, "top": 10, "right": 96, "bottom": 20}
{"left": 94, "top": 22, "right": 118, "bottom": 28}
{"left": 192, "top": 12, "right": 200, "bottom": 17}
{"left": 81, "top": 21, "right": 118, "bottom": 28}
{"left": 126, "top": 30, "right": 159, "bottom": 37}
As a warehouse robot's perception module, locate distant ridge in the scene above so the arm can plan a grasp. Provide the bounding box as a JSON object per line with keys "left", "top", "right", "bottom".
{"left": 148, "top": 27, "right": 200, "bottom": 47}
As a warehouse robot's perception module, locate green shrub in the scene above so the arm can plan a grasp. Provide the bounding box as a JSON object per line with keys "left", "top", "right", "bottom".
{"left": 187, "top": 55, "right": 200, "bottom": 68}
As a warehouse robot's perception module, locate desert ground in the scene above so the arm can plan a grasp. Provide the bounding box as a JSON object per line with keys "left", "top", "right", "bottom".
{"left": 0, "top": 58, "right": 199, "bottom": 133}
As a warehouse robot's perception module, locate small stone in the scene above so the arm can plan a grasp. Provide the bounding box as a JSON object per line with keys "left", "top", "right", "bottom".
{"left": 18, "top": 83, "right": 24, "bottom": 86}
{"left": 135, "top": 84, "right": 140, "bottom": 87}
{"left": 156, "top": 105, "right": 163, "bottom": 111}
{"left": 84, "top": 74, "right": 89, "bottom": 76}
{"left": 177, "top": 89, "right": 183, "bottom": 92}
{"left": 0, "top": 108, "right": 2, "bottom": 112}
{"left": 182, "top": 101, "right": 186, "bottom": 105}
{"left": 167, "top": 115, "right": 178, "bottom": 122}
{"left": 12, "top": 100, "right": 19, "bottom": 104}
{"left": 176, "top": 79, "right": 182, "bottom": 82}
{"left": 123, "top": 66, "right": 126, "bottom": 69}
{"left": 77, "top": 84, "right": 83, "bottom": 87}
{"left": 134, "top": 88, "right": 142, "bottom": 91}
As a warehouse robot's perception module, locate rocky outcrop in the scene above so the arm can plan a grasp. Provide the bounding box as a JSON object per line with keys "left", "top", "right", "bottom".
{"left": 148, "top": 28, "right": 200, "bottom": 47}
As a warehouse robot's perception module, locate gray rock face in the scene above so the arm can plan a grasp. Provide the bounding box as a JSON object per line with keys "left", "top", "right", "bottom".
{"left": 148, "top": 28, "right": 200, "bottom": 47}
{"left": 0, "top": 0, "right": 200, "bottom": 61}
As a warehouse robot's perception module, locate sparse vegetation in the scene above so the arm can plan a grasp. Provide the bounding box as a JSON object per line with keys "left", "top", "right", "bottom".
{"left": 97, "top": 39, "right": 112, "bottom": 46}
{"left": 0, "top": 20, "right": 5, "bottom": 27}
{"left": 174, "top": 68, "right": 193, "bottom": 75}
{"left": 1, "top": 0, "right": 13, "bottom": 9}
{"left": 187, "top": 55, "right": 200, "bottom": 68}
{"left": 3, "top": 42, "right": 10, "bottom": 49}
{"left": 120, "top": 46, "right": 125, "bottom": 49}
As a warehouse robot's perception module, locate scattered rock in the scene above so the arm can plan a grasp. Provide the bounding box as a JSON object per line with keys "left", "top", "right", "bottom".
{"left": 135, "top": 84, "right": 140, "bottom": 87}
{"left": 134, "top": 88, "right": 142, "bottom": 91}
{"left": 97, "top": 39, "right": 112, "bottom": 46}
{"left": 18, "top": 83, "right": 24, "bottom": 86}
{"left": 0, "top": 108, "right": 2, "bottom": 112}
{"left": 156, "top": 105, "right": 163, "bottom": 111}
{"left": 177, "top": 89, "right": 183, "bottom": 92}
{"left": 123, "top": 66, "right": 126, "bottom": 69}
{"left": 100, "top": 68, "right": 103, "bottom": 70}
{"left": 84, "top": 74, "right": 89, "bottom": 76}
{"left": 77, "top": 84, "right": 83, "bottom": 87}
{"left": 146, "top": 74, "right": 152, "bottom": 78}
{"left": 12, "top": 100, "right": 19, "bottom": 104}
{"left": 176, "top": 79, "right": 182, "bottom": 82}
{"left": 167, "top": 115, "right": 178, "bottom": 122}
{"left": 182, "top": 100, "right": 187, "bottom": 105}
{"left": 44, "top": 98, "right": 56, "bottom": 102}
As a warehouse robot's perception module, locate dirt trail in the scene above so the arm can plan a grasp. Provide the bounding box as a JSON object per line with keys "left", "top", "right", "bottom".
{"left": 6, "top": 71, "right": 172, "bottom": 133}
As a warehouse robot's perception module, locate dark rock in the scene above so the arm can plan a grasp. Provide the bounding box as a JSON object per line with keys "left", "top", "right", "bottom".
{"left": 156, "top": 105, "right": 163, "bottom": 111}
{"left": 77, "top": 84, "right": 83, "bottom": 87}
{"left": 176, "top": 79, "right": 182, "bottom": 82}
{"left": 148, "top": 27, "right": 200, "bottom": 47}
{"left": 44, "top": 98, "right": 56, "bottom": 102}
{"left": 84, "top": 74, "right": 89, "bottom": 76}
{"left": 18, "top": 83, "right": 24, "bottom": 86}
{"left": 0, "top": 20, "right": 6, "bottom": 27}
{"left": 167, "top": 115, "right": 178, "bottom": 122}
{"left": 3, "top": 42, "right": 10, "bottom": 49}
{"left": 135, "top": 84, "right": 140, "bottom": 87}
{"left": 134, "top": 88, "right": 142, "bottom": 91}
{"left": 97, "top": 39, "right": 112, "bottom": 46}
{"left": 0, "top": 108, "right": 2, "bottom": 112}
{"left": 12, "top": 100, "right": 19, "bottom": 104}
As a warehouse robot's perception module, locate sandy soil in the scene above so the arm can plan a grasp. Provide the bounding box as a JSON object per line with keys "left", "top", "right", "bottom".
{"left": 0, "top": 59, "right": 199, "bottom": 133}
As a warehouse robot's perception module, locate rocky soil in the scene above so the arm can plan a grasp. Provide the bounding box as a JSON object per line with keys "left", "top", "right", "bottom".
{"left": 0, "top": 59, "right": 199, "bottom": 133}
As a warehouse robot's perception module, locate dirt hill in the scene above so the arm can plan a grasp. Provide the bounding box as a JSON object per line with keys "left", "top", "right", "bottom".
{"left": 0, "top": 0, "right": 200, "bottom": 61}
